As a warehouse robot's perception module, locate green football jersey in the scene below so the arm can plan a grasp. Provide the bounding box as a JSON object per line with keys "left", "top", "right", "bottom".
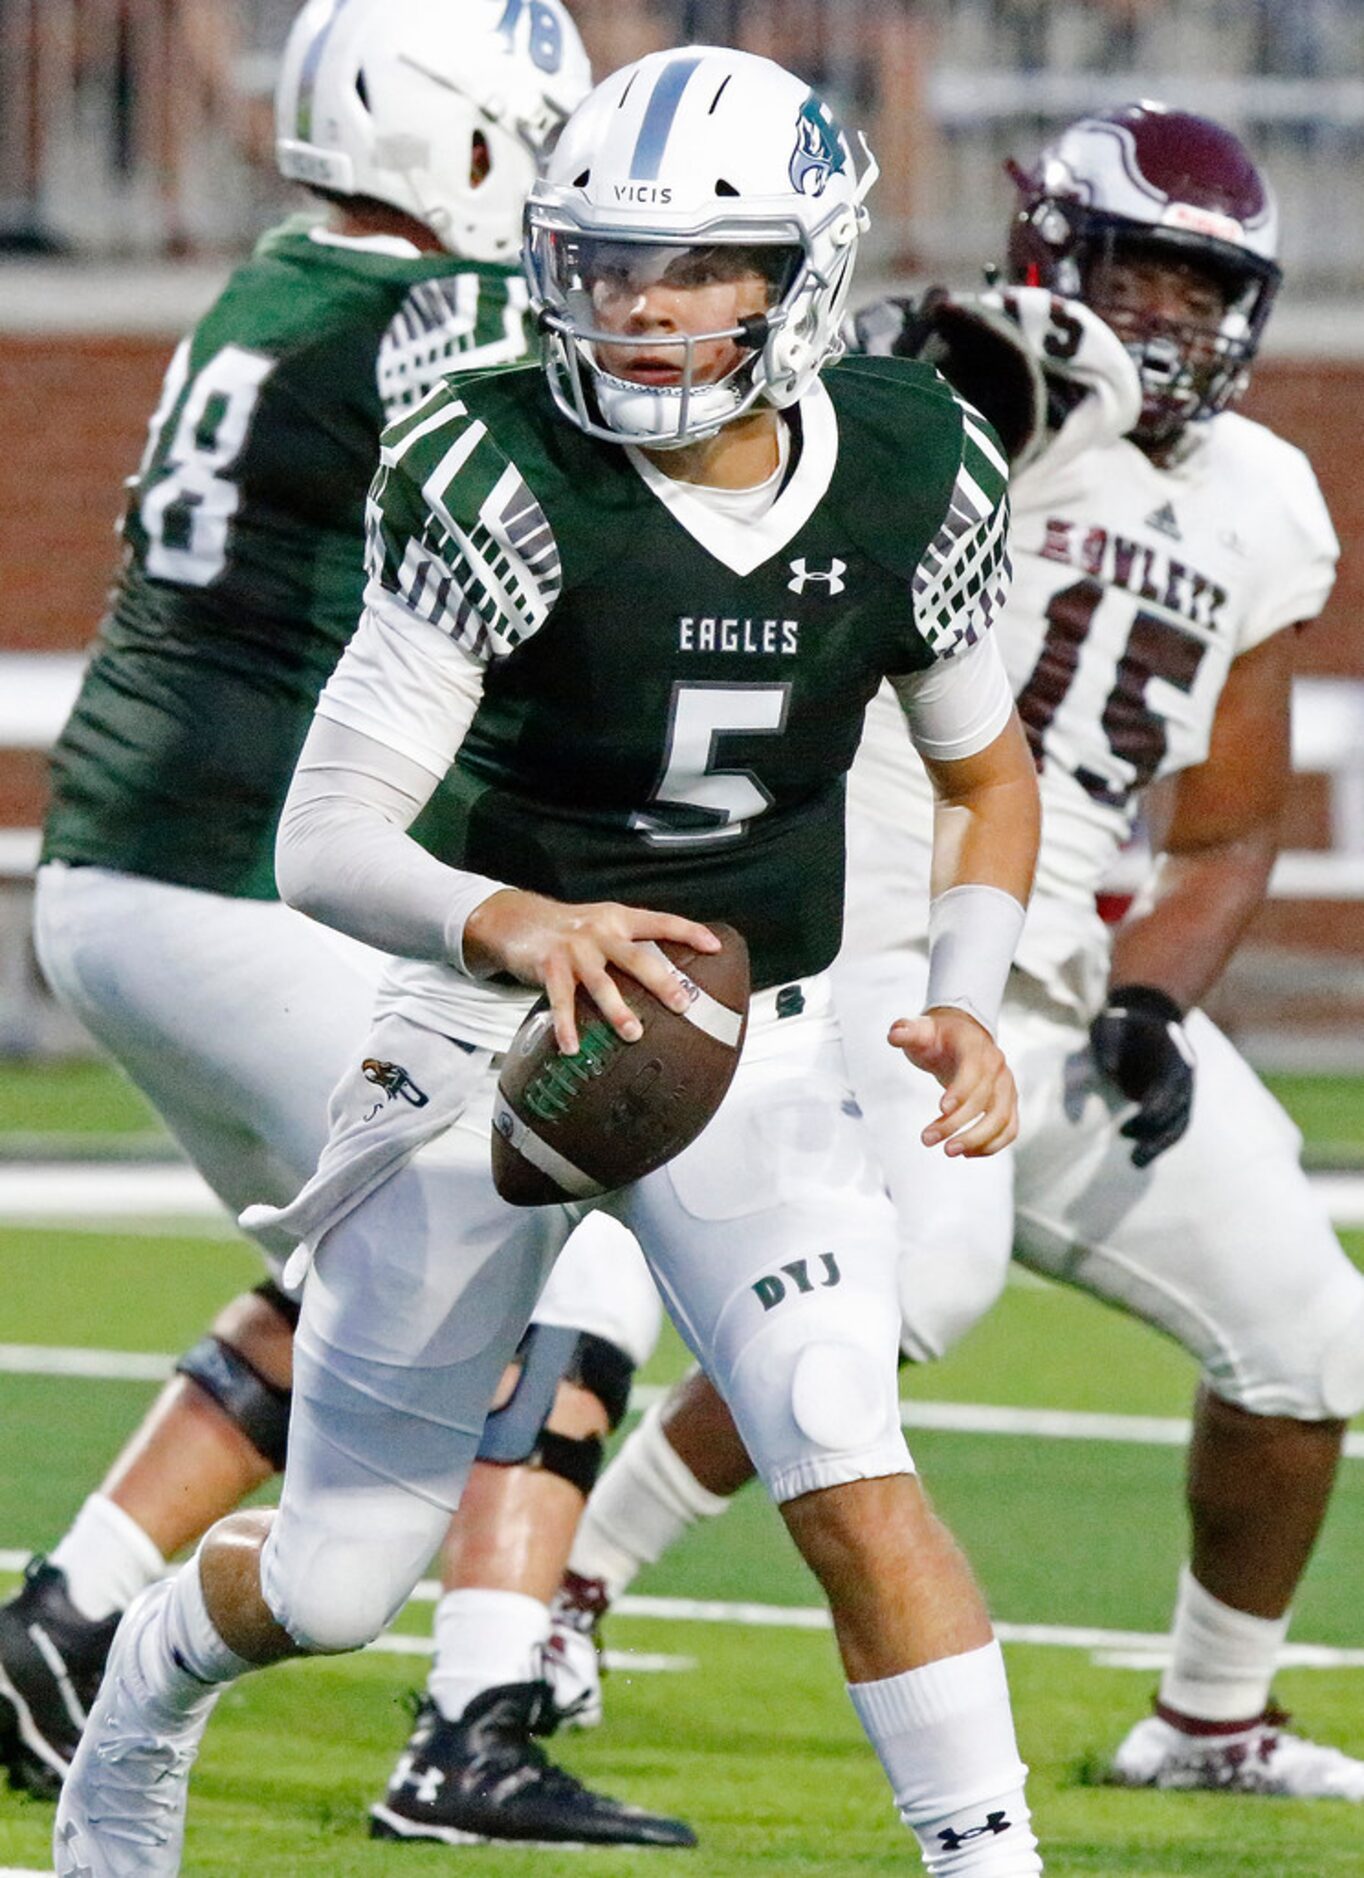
{"left": 368, "top": 356, "right": 1009, "bottom": 991}
{"left": 43, "top": 218, "right": 531, "bottom": 898}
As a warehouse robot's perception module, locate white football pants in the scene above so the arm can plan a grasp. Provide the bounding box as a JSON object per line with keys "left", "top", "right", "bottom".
{"left": 255, "top": 979, "right": 912, "bottom": 1652}
{"left": 832, "top": 829, "right": 1364, "bottom": 1423}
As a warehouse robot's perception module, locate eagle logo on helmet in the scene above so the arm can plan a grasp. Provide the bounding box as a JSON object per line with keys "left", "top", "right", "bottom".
{"left": 789, "top": 94, "right": 846, "bottom": 198}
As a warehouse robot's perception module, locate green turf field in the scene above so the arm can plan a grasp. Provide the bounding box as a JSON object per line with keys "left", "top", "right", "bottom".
{"left": 2, "top": 1061, "right": 1362, "bottom": 1874}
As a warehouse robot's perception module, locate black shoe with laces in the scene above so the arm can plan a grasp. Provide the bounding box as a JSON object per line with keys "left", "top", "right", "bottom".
{"left": 0, "top": 1557, "right": 121, "bottom": 1799}
{"left": 369, "top": 1681, "right": 697, "bottom": 1848}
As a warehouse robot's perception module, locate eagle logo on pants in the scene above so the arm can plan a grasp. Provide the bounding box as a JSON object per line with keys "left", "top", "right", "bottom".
{"left": 362, "top": 1059, "right": 430, "bottom": 1108}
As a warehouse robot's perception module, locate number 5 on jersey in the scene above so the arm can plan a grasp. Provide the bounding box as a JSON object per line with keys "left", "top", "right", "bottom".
{"left": 631, "top": 682, "right": 790, "bottom": 845}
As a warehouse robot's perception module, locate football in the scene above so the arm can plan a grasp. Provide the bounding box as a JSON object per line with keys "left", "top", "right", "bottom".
{"left": 491, "top": 924, "right": 750, "bottom": 1206}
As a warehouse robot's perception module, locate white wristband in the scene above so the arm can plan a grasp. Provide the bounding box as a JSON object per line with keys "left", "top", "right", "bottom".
{"left": 923, "top": 883, "right": 1026, "bottom": 1037}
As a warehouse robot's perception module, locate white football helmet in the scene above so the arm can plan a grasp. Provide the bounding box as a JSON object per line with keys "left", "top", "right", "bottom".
{"left": 523, "top": 47, "right": 878, "bottom": 447}
{"left": 276, "top": 0, "right": 591, "bottom": 262}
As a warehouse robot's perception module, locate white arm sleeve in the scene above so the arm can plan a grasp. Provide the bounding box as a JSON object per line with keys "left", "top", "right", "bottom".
{"left": 316, "top": 586, "right": 489, "bottom": 775}
{"left": 888, "top": 630, "right": 1015, "bottom": 763}
{"left": 276, "top": 601, "right": 513, "bottom": 971}
{"left": 276, "top": 717, "right": 512, "bottom": 971}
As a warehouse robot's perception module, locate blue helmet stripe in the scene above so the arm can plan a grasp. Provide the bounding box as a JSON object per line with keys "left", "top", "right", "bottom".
{"left": 296, "top": 0, "right": 357, "bottom": 141}
{"left": 629, "top": 56, "right": 703, "bottom": 181}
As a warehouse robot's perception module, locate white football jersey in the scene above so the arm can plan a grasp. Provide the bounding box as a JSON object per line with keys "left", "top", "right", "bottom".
{"left": 850, "top": 407, "right": 1338, "bottom": 1007}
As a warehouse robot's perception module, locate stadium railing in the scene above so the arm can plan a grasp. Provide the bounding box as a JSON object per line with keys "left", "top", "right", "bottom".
{"left": 4, "top": 0, "right": 1364, "bottom": 285}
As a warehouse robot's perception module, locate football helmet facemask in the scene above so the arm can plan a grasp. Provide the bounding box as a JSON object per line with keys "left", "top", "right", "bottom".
{"left": 276, "top": 0, "right": 591, "bottom": 262}
{"left": 1006, "top": 102, "right": 1281, "bottom": 446}
{"left": 524, "top": 47, "right": 878, "bottom": 448}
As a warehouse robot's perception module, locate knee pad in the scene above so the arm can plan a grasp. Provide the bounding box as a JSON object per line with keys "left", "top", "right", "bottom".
{"left": 789, "top": 1337, "right": 896, "bottom": 1453}
{"left": 175, "top": 1334, "right": 290, "bottom": 1470}
{"left": 476, "top": 1323, "right": 634, "bottom": 1495}
{"left": 265, "top": 1547, "right": 398, "bottom": 1655}
{"left": 724, "top": 1290, "right": 906, "bottom": 1503}
{"left": 262, "top": 1497, "right": 437, "bottom": 1655}
{"left": 253, "top": 1277, "right": 301, "bottom": 1330}
{"left": 1208, "top": 1287, "right": 1364, "bottom": 1422}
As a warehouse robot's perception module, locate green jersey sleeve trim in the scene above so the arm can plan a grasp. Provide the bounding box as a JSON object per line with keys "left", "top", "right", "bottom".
{"left": 911, "top": 390, "right": 1012, "bottom": 659}
{"left": 366, "top": 385, "right": 562, "bottom": 663}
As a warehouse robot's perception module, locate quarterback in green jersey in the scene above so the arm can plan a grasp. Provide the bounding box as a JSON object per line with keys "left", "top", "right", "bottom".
{"left": 14, "top": 0, "right": 691, "bottom": 1858}
{"left": 57, "top": 47, "right": 1047, "bottom": 1877}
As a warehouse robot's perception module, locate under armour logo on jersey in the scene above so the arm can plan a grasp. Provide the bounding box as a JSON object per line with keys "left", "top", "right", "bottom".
{"left": 1145, "top": 501, "right": 1182, "bottom": 541}
{"left": 938, "top": 1811, "right": 1013, "bottom": 1851}
{"left": 788, "top": 556, "right": 846, "bottom": 595}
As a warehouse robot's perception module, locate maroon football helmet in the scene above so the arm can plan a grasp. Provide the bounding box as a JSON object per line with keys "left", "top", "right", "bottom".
{"left": 1006, "top": 102, "right": 1281, "bottom": 444}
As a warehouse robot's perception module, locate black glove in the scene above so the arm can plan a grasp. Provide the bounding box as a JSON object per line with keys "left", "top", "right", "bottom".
{"left": 1088, "top": 984, "right": 1195, "bottom": 1169}
{"left": 847, "top": 288, "right": 1048, "bottom": 467}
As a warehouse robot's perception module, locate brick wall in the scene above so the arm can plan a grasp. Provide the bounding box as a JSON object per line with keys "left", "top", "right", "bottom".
{"left": 3, "top": 336, "right": 1361, "bottom": 663}
{"left": 0, "top": 337, "right": 169, "bottom": 652}
{"left": 2, "top": 335, "right": 1362, "bottom": 957}
{"left": 1240, "top": 364, "right": 1364, "bottom": 681}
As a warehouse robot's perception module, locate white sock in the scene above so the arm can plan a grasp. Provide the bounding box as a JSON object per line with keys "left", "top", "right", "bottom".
{"left": 428, "top": 1588, "right": 551, "bottom": 1721}
{"left": 50, "top": 1493, "right": 166, "bottom": 1621}
{"left": 133, "top": 1557, "right": 252, "bottom": 1719}
{"left": 567, "top": 1400, "right": 732, "bottom": 1600}
{"left": 1157, "top": 1564, "right": 1288, "bottom": 1725}
{"left": 848, "top": 1642, "right": 1042, "bottom": 1875}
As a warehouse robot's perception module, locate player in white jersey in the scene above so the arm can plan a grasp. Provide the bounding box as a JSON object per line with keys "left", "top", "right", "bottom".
{"left": 555, "top": 104, "right": 1364, "bottom": 1803}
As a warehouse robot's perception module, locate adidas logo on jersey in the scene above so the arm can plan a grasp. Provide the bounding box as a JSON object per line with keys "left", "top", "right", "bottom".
{"left": 1145, "top": 501, "right": 1182, "bottom": 541}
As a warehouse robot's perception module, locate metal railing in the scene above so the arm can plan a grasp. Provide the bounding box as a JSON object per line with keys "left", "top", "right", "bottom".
{"left": 2, "top": 1, "right": 1363, "bottom": 276}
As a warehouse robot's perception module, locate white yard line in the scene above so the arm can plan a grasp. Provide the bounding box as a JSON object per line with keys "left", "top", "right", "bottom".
{"left": 0, "top": 1163, "right": 228, "bottom": 1227}
{"left": 0, "top": 1549, "right": 1358, "bottom": 1671}
{"left": 0, "top": 1344, "right": 176, "bottom": 1381}
{"left": 5, "top": 1357, "right": 1364, "bottom": 1457}
{"left": 362, "top": 1632, "right": 694, "bottom": 1674}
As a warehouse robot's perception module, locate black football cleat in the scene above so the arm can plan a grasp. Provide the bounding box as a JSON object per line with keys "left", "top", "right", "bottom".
{"left": 0, "top": 1557, "right": 121, "bottom": 1799}
{"left": 369, "top": 1681, "right": 697, "bottom": 1848}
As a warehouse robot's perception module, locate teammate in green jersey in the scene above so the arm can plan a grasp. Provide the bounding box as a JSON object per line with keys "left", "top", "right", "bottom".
{"left": 57, "top": 48, "right": 1048, "bottom": 1876}
{"left": 5, "top": 0, "right": 697, "bottom": 1854}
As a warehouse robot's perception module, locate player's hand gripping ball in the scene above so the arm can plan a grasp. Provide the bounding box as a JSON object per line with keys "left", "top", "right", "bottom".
{"left": 492, "top": 924, "right": 750, "bottom": 1205}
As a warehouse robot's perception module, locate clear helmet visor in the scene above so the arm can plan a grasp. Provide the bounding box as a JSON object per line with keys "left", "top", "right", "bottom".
{"left": 527, "top": 225, "right": 806, "bottom": 447}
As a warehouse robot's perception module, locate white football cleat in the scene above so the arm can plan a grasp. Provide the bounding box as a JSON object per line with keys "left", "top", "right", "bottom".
{"left": 54, "top": 1579, "right": 218, "bottom": 1877}
{"left": 1109, "top": 1709, "right": 1364, "bottom": 1800}
{"left": 542, "top": 1571, "right": 607, "bottom": 1731}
